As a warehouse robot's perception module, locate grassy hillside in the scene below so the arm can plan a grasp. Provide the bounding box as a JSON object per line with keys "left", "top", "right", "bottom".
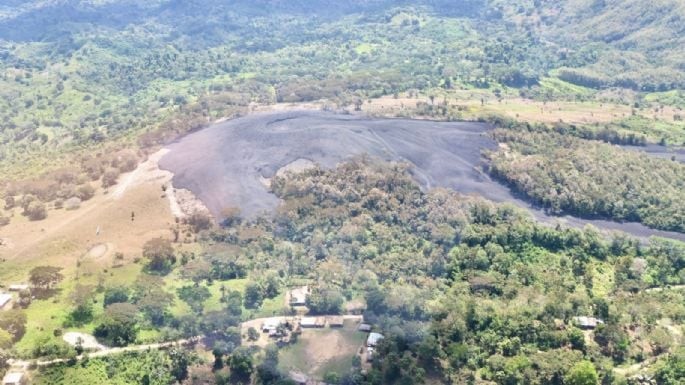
{"left": 1, "top": 0, "right": 683, "bottom": 175}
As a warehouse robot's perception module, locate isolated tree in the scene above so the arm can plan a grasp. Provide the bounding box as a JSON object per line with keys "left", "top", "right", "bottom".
{"left": 354, "top": 99, "right": 363, "bottom": 111}
{"left": 142, "top": 238, "right": 176, "bottom": 273}
{"left": 221, "top": 207, "right": 241, "bottom": 227}
{"left": 186, "top": 212, "right": 212, "bottom": 233}
{"left": 565, "top": 361, "right": 599, "bottom": 385}
{"left": 224, "top": 289, "right": 243, "bottom": 317}
{"left": 169, "top": 347, "right": 192, "bottom": 382}
{"left": 177, "top": 284, "right": 211, "bottom": 314}
{"left": 69, "top": 284, "right": 95, "bottom": 324}
{"left": 260, "top": 272, "right": 281, "bottom": 299}
{"left": 256, "top": 344, "right": 281, "bottom": 384}
{"left": 17, "top": 289, "right": 31, "bottom": 308}
{"left": 228, "top": 347, "right": 254, "bottom": 381}
{"left": 132, "top": 274, "right": 173, "bottom": 326}
{"left": 4, "top": 195, "right": 14, "bottom": 209}
{"left": 244, "top": 282, "right": 263, "bottom": 309}
{"left": 306, "top": 286, "right": 344, "bottom": 315}
{"left": 76, "top": 184, "right": 95, "bottom": 201}
{"left": 247, "top": 327, "right": 259, "bottom": 341}
{"left": 101, "top": 168, "right": 120, "bottom": 187}
{"left": 29, "top": 266, "right": 64, "bottom": 290}
{"left": 0, "top": 310, "right": 27, "bottom": 342}
{"left": 0, "top": 329, "right": 12, "bottom": 349}
{"left": 103, "top": 286, "right": 130, "bottom": 307}
{"left": 25, "top": 200, "right": 47, "bottom": 220}
{"left": 180, "top": 258, "right": 211, "bottom": 283}
{"left": 94, "top": 303, "right": 139, "bottom": 346}
{"left": 0, "top": 347, "right": 8, "bottom": 371}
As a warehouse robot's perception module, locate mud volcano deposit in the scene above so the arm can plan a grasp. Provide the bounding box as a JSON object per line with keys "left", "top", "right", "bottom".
{"left": 159, "top": 110, "right": 497, "bottom": 217}
{"left": 160, "top": 110, "right": 685, "bottom": 242}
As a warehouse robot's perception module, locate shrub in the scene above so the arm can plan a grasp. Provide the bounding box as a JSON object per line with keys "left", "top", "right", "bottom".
{"left": 25, "top": 201, "right": 47, "bottom": 221}
{"left": 4, "top": 196, "right": 14, "bottom": 209}
{"left": 185, "top": 211, "right": 212, "bottom": 233}
{"left": 64, "top": 197, "right": 82, "bottom": 210}
{"left": 77, "top": 184, "right": 95, "bottom": 201}
{"left": 102, "top": 168, "right": 120, "bottom": 188}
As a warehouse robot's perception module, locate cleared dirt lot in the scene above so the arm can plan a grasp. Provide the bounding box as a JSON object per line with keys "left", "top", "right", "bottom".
{"left": 160, "top": 110, "right": 685, "bottom": 241}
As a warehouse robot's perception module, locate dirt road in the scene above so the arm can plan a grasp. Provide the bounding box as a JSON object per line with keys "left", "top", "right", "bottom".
{"left": 7, "top": 315, "right": 362, "bottom": 369}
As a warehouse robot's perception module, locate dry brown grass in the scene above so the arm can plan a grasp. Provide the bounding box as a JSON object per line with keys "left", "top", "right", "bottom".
{"left": 0, "top": 150, "right": 175, "bottom": 282}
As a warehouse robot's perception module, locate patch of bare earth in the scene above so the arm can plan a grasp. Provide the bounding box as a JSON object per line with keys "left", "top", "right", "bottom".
{"left": 301, "top": 331, "right": 354, "bottom": 375}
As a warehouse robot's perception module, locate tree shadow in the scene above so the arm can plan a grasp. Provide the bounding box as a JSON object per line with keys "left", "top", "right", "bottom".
{"left": 32, "top": 287, "right": 62, "bottom": 301}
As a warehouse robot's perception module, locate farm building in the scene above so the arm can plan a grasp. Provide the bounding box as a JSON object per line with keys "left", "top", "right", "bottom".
{"left": 344, "top": 299, "right": 366, "bottom": 315}
{"left": 358, "top": 323, "right": 372, "bottom": 332}
{"left": 0, "top": 293, "right": 12, "bottom": 310}
{"left": 289, "top": 286, "right": 310, "bottom": 306}
{"left": 367, "top": 332, "right": 384, "bottom": 347}
{"left": 289, "top": 371, "right": 309, "bottom": 385}
{"left": 326, "top": 316, "right": 344, "bottom": 327}
{"left": 8, "top": 284, "right": 28, "bottom": 292}
{"left": 2, "top": 371, "right": 26, "bottom": 385}
{"left": 573, "top": 316, "right": 605, "bottom": 330}
{"left": 366, "top": 347, "right": 376, "bottom": 362}
{"left": 300, "top": 317, "right": 325, "bottom": 328}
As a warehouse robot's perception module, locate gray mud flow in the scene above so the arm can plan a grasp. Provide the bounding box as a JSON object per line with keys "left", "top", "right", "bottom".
{"left": 159, "top": 110, "right": 685, "bottom": 242}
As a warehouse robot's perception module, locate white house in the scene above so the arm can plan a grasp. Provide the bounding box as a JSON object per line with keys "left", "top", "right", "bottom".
{"left": 367, "top": 332, "right": 384, "bottom": 347}
{"left": 288, "top": 286, "right": 309, "bottom": 306}
{"left": 261, "top": 319, "right": 282, "bottom": 333}
{"left": 8, "top": 285, "right": 29, "bottom": 292}
{"left": 2, "top": 371, "right": 26, "bottom": 385}
{"left": 0, "top": 293, "right": 12, "bottom": 310}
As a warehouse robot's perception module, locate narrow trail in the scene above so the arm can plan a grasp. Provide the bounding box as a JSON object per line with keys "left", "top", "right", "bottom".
{"left": 7, "top": 336, "right": 201, "bottom": 369}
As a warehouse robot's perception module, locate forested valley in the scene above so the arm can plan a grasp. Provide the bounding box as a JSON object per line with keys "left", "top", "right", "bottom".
{"left": 0, "top": 1, "right": 684, "bottom": 385}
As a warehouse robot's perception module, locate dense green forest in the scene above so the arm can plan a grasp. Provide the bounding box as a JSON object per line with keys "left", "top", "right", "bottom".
{"left": 487, "top": 128, "right": 685, "bottom": 232}
{"left": 22, "top": 159, "right": 685, "bottom": 384}
{"left": 1, "top": 0, "right": 684, "bottom": 174}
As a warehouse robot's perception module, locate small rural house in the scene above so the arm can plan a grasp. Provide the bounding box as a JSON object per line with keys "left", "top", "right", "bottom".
{"left": 0, "top": 293, "right": 12, "bottom": 310}
{"left": 358, "top": 323, "right": 372, "bottom": 332}
{"left": 300, "top": 317, "right": 325, "bottom": 328}
{"left": 573, "top": 316, "right": 605, "bottom": 330}
{"left": 366, "top": 346, "right": 376, "bottom": 362}
{"left": 2, "top": 371, "right": 26, "bottom": 385}
{"left": 262, "top": 319, "right": 282, "bottom": 333}
{"left": 289, "top": 286, "right": 309, "bottom": 306}
{"left": 8, "top": 285, "right": 28, "bottom": 292}
{"left": 367, "top": 332, "right": 384, "bottom": 347}
{"left": 289, "top": 371, "right": 309, "bottom": 385}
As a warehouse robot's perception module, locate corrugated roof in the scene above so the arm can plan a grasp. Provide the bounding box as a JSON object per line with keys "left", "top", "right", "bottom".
{"left": 2, "top": 372, "right": 24, "bottom": 384}
{"left": 367, "top": 332, "right": 384, "bottom": 346}
{"left": 0, "top": 293, "right": 12, "bottom": 308}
